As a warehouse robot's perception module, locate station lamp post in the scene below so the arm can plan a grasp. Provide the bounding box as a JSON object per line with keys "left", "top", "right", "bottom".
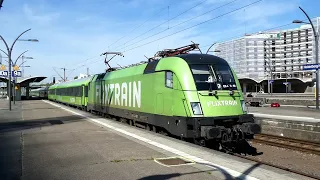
{"left": 12, "top": 55, "right": 33, "bottom": 104}
{"left": 2, "top": 50, "right": 34, "bottom": 105}
{"left": 293, "top": 6, "right": 319, "bottom": 110}
{"left": 0, "top": 28, "right": 38, "bottom": 111}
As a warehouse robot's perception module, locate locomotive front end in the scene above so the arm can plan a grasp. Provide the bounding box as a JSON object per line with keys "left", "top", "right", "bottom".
{"left": 178, "top": 54, "right": 261, "bottom": 147}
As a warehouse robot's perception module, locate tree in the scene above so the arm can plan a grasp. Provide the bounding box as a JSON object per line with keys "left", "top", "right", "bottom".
{"left": 74, "top": 76, "right": 78, "bottom": 80}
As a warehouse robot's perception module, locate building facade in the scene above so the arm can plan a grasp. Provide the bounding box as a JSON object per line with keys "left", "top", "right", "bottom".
{"left": 214, "top": 17, "right": 320, "bottom": 93}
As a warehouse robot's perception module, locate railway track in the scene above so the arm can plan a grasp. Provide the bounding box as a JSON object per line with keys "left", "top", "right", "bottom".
{"left": 232, "top": 153, "right": 320, "bottom": 180}
{"left": 252, "top": 134, "right": 320, "bottom": 156}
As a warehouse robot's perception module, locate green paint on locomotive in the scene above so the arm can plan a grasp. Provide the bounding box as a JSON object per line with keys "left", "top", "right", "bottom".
{"left": 48, "top": 77, "right": 92, "bottom": 107}
{"left": 88, "top": 54, "right": 247, "bottom": 118}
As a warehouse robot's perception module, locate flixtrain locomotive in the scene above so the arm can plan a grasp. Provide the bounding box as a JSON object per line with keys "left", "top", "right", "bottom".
{"left": 48, "top": 44, "right": 261, "bottom": 154}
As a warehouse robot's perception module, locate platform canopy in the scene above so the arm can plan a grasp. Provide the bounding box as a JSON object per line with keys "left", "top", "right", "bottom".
{"left": 17, "top": 76, "right": 47, "bottom": 87}
{"left": 0, "top": 77, "right": 8, "bottom": 82}
{"left": 0, "top": 76, "right": 47, "bottom": 86}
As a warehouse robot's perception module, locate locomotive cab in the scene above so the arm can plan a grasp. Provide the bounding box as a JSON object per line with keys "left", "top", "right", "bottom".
{"left": 170, "top": 54, "right": 261, "bottom": 143}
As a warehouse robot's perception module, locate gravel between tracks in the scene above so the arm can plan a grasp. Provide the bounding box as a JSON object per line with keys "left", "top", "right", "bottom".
{"left": 249, "top": 141, "right": 320, "bottom": 179}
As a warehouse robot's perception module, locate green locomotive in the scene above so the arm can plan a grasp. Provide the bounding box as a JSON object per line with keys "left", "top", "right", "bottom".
{"left": 48, "top": 44, "right": 261, "bottom": 153}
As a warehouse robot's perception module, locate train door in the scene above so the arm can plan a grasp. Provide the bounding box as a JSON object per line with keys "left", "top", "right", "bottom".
{"left": 100, "top": 80, "right": 105, "bottom": 113}
{"left": 81, "top": 85, "right": 84, "bottom": 106}
{"left": 87, "top": 81, "right": 94, "bottom": 111}
{"left": 164, "top": 71, "right": 173, "bottom": 117}
{"left": 94, "top": 81, "right": 101, "bottom": 111}
{"left": 94, "top": 74, "right": 105, "bottom": 113}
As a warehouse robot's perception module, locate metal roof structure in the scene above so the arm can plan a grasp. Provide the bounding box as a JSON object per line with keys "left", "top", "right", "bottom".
{"left": 0, "top": 76, "right": 47, "bottom": 86}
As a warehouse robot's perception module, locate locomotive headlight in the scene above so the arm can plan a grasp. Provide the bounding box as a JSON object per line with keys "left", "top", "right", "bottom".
{"left": 241, "top": 100, "right": 248, "bottom": 113}
{"left": 190, "top": 102, "right": 203, "bottom": 115}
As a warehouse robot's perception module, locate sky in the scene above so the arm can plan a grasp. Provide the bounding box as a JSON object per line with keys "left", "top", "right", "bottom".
{"left": 0, "top": 0, "right": 319, "bottom": 84}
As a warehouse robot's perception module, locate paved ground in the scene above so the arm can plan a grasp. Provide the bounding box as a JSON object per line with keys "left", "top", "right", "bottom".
{"left": 248, "top": 106, "right": 320, "bottom": 120}
{"left": 0, "top": 100, "right": 217, "bottom": 180}
{"left": 0, "top": 99, "right": 315, "bottom": 180}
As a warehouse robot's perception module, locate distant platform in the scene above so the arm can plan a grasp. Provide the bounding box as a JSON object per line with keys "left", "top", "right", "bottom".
{"left": 249, "top": 106, "right": 320, "bottom": 143}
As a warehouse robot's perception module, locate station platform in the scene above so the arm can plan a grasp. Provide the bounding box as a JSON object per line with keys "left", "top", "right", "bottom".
{"left": 248, "top": 106, "right": 320, "bottom": 143}
{"left": 0, "top": 99, "right": 315, "bottom": 180}
{"left": 248, "top": 106, "right": 320, "bottom": 121}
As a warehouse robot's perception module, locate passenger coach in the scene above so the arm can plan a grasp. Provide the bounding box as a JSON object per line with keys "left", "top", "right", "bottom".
{"left": 48, "top": 77, "right": 92, "bottom": 110}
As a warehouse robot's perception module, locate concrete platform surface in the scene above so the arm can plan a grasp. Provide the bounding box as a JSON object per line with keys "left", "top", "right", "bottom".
{"left": 248, "top": 106, "right": 320, "bottom": 122}
{"left": 0, "top": 100, "right": 315, "bottom": 180}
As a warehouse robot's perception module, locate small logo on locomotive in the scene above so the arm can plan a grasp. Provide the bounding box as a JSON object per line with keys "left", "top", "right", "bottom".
{"left": 207, "top": 100, "right": 238, "bottom": 107}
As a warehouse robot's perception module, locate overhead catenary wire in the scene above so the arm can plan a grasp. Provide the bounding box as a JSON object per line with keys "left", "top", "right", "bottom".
{"left": 107, "top": 6, "right": 169, "bottom": 48}
{"left": 66, "top": 0, "right": 244, "bottom": 70}
{"left": 112, "top": 0, "right": 210, "bottom": 50}
{"left": 63, "top": 8, "right": 318, "bottom": 76}
{"left": 115, "top": 0, "right": 239, "bottom": 52}
{"left": 200, "top": 15, "right": 319, "bottom": 49}
{"left": 66, "top": 57, "right": 104, "bottom": 78}
{"left": 122, "top": 0, "right": 263, "bottom": 53}
{"left": 68, "top": 18, "right": 304, "bottom": 71}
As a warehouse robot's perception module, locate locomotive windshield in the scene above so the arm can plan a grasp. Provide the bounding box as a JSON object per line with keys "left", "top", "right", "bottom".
{"left": 189, "top": 64, "right": 237, "bottom": 91}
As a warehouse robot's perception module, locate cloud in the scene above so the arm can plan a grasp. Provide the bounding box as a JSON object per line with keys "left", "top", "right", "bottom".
{"left": 23, "top": 4, "right": 60, "bottom": 26}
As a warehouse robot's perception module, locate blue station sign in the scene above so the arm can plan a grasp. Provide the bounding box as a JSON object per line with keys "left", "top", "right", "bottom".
{"left": 12, "top": 70, "right": 22, "bottom": 77}
{"left": 0, "top": 70, "right": 8, "bottom": 77}
{"left": 302, "top": 64, "right": 320, "bottom": 71}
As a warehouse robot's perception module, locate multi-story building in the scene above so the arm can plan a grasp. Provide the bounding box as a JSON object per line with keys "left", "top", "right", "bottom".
{"left": 214, "top": 17, "right": 320, "bottom": 93}
{"left": 214, "top": 33, "right": 275, "bottom": 82}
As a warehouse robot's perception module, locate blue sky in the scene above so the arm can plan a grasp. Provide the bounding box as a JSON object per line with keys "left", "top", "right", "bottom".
{"left": 0, "top": 0, "right": 319, "bottom": 83}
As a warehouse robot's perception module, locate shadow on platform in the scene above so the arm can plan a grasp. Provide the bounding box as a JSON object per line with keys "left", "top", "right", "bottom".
{"left": 0, "top": 115, "right": 86, "bottom": 133}
{"left": 137, "top": 162, "right": 261, "bottom": 180}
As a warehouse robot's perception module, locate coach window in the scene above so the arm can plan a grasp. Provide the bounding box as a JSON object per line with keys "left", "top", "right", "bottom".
{"left": 165, "top": 71, "right": 173, "bottom": 88}
{"left": 84, "top": 86, "right": 88, "bottom": 97}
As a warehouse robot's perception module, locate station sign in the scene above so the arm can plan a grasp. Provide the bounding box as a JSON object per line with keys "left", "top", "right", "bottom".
{"left": 302, "top": 64, "right": 320, "bottom": 71}
{"left": 0, "top": 70, "right": 8, "bottom": 77}
{"left": 268, "top": 80, "right": 274, "bottom": 84}
{"left": 12, "top": 70, "right": 22, "bottom": 77}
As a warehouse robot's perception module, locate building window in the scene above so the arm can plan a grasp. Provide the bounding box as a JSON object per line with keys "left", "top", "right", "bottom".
{"left": 165, "top": 71, "right": 173, "bottom": 88}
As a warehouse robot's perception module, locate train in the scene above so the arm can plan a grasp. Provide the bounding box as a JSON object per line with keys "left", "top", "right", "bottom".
{"left": 45, "top": 44, "right": 261, "bottom": 155}
{"left": 30, "top": 87, "right": 49, "bottom": 99}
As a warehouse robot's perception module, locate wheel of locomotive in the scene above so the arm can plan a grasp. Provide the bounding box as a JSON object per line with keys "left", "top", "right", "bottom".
{"left": 159, "top": 128, "right": 168, "bottom": 136}
{"left": 120, "top": 118, "right": 126, "bottom": 123}
{"left": 146, "top": 124, "right": 151, "bottom": 131}
{"left": 151, "top": 125, "right": 156, "bottom": 133}
{"left": 129, "top": 120, "right": 134, "bottom": 126}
